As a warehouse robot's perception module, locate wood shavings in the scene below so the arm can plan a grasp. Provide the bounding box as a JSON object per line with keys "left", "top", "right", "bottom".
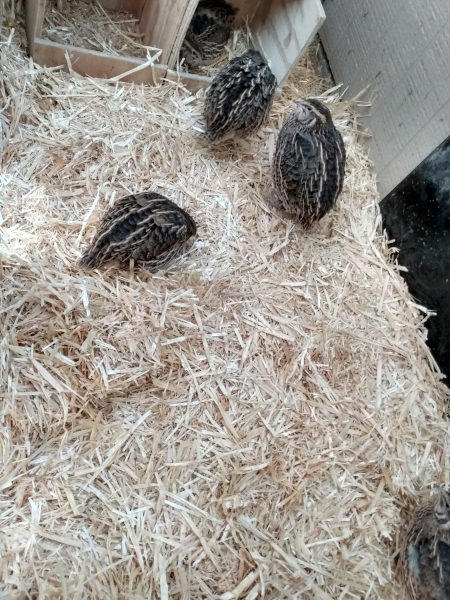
{"left": 0, "top": 22, "right": 449, "bottom": 600}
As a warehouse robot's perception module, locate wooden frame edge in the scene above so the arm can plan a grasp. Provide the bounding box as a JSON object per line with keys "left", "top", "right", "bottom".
{"left": 33, "top": 38, "right": 167, "bottom": 84}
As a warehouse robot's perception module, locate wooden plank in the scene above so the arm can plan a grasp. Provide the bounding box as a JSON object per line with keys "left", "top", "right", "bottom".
{"left": 378, "top": 100, "right": 450, "bottom": 197}
{"left": 166, "top": 68, "right": 283, "bottom": 95}
{"left": 250, "top": 0, "right": 325, "bottom": 86}
{"left": 168, "top": 0, "right": 200, "bottom": 69}
{"left": 230, "top": 0, "right": 261, "bottom": 25}
{"left": 320, "top": 0, "right": 450, "bottom": 197}
{"left": 97, "top": 0, "right": 144, "bottom": 13}
{"left": 165, "top": 69, "right": 213, "bottom": 93}
{"left": 33, "top": 38, "right": 167, "bottom": 84}
{"left": 138, "top": 0, "right": 198, "bottom": 69}
{"left": 25, "top": 0, "right": 47, "bottom": 57}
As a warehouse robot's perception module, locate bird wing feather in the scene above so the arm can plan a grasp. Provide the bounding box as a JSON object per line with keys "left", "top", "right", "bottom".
{"left": 273, "top": 116, "right": 346, "bottom": 226}
{"left": 205, "top": 57, "right": 276, "bottom": 135}
{"left": 82, "top": 193, "right": 195, "bottom": 268}
{"left": 416, "top": 537, "right": 450, "bottom": 599}
{"left": 273, "top": 121, "right": 320, "bottom": 212}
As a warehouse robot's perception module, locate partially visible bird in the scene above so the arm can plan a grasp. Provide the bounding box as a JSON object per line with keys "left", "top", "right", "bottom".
{"left": 271, "top": 98, "right": 346, "bottom": 228}
{"left": 191, "top": 0, "right": 237, "bottom": 34}
{"left": 180, "top": 0, "right": 238, "bottom": 68}
{"left": 193, "top": 0, "right": 237, "bottom": 62}
{"left": 400, "top": 487, "right": 450, "bottom": 600}
{"left": 79, "top": 192, "right": 197, "bottom": 271}
{"left": 179, "top": 30, "right": 204, "bottom": 68}
{"left": 203, "top": 49, "right": 277, "bottom": 142}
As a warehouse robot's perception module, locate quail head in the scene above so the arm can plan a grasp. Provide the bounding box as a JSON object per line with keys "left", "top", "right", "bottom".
{"left": 271, "top": 98, "right": 346, "bottom": 228}
{"left": 79, "top": 192, "right": 197, "bottom": 272}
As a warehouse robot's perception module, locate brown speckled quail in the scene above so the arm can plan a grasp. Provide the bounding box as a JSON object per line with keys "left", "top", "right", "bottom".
{"left": 400, "top": 487, "right": 450, "bottom": 600}
{"left": 79, "top": 192, "right": 197, "bottom": 271}
{"left": 203, "top": 49, "right": 277, "bottom": 142}
{"left": 271, "top": 98, "right": 346, "bottom": 228}
{"left": 180, "top": 0, "right": 238, "bottom": 68}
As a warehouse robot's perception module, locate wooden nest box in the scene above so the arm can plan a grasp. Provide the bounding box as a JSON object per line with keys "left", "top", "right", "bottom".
{"left": 25, "top": 0, "right": 325, "bottom": 91}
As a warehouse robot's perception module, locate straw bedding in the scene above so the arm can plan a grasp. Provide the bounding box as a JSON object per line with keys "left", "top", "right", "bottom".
{"left": 0, "top": 19, "right": 449, "bottom": 600}
{"left": 42, "top": 0, "right": 147, "bottom": 59}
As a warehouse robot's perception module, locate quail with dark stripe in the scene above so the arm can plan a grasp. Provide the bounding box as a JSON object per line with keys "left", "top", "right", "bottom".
{"left": 400, "top": 487, "right": 450, "bottom": 600}
{"left": 203, "top": 49, "right": 277, "bottom": 142}
{"left": 80, "top": 192, "right": 197, "bottom": 271}
{"left": 271, "top": 98, "right": 346, "bottom": 228}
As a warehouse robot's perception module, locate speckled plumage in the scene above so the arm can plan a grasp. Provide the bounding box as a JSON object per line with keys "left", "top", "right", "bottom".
{"left": 179, "top": 30, "right": 204, "bottom": 68}
{"left": 79, "top": 192, "right": 197, "bottom": 271}
{"left": 180, "top": 0, "right": 237, "bottom": 67}
{"left": 271, "top": 98, "right": 346, "bottom": 228}
{"left": 203, "top": 49, "right": 277, "bottom": 142}
{"left": 400, "top": 488, "right": 450, "bottom": 600}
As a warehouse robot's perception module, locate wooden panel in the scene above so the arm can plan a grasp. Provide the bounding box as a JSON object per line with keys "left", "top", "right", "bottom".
{"left": 139, "top": 0, "right": 198, "bottom": 68}
{"left": 379, "top": 100, "right": 450, "bottom": 197}
{"left": 97, "top": 0, "right": 144, "bottom": 14}
{"left": 166, "top": 68, "right": 283, "bottom": 95}
{"left": 167, "top": 0, "right": 199, "bottom": 68}
{"left": 250, "top": 0, "right": 326, "bottom": 86}
{"left": 165, "top": 69, "right": 213, "bottom": 93}
{"left": 230, "top": 0, "right": 261, "bottom": 24}
{"left": 25, "top": 0, "right": 47, "bottom": 56}
{"left": 320, "top": 0, "right": 450, "bottom": 197}
{"left": 33, "top": 38, "right": 166, "bottom": 84}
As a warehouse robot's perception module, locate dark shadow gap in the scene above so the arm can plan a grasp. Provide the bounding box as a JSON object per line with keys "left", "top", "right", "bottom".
{"left": 380, "top": 135, "right": 450, "bottom": 381}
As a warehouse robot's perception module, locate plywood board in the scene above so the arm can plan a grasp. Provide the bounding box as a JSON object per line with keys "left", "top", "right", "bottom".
{"left": 97, "top": 0, "right": 143, "bottom": 13}
{"left": 139, "top": 0, "right": 198, "bottom": 68}
{"left": 230, "top": 0, "right": 261, "bottom": 24}
{"left": 25, "top": 0, "right": 47, "bottom": 56}
{"left": 250, "top": 0, "right": 325, "bottom": 86}
{"left": 320, "top": 0, "right": 450, "bottom": 197}
{"left": 166, "top": 0, "right": 201, "bottom": 69}
{"left": 166, "top": 68, "right": 283, "bottom": 97}
{"left": 165, "top": 68, "right": 213, "bottom": 92}
{"left": 34, "top": 38, "right": 166, "bottom": 84}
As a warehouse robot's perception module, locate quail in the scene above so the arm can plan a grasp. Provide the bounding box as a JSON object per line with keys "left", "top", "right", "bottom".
{"left": 271, "top": 98, "right": 346, "bottom": 228}
{"left": 180, "top": 0, "right": 238, "bottom": 68}
{"left": 400, "top": 487, "right": 450, "bottom": 600}
{"left": 179, "top": 30, "right": 204, "bottom": 68}
{"left": 203, "top": 49, "right": 277, "bottom": 142}
{"left": 79, "top": 192, "right": 197, "bottom": 271}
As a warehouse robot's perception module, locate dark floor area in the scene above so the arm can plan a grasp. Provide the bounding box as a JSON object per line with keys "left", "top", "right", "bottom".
{"left": 380, "top": 136, "right": 450, "bottom": 382}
